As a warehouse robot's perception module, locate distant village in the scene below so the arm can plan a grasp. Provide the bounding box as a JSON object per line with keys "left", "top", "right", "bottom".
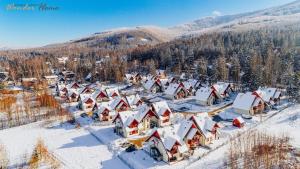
{"left": 0, "top": 58, "right": 288, "bottom": 164}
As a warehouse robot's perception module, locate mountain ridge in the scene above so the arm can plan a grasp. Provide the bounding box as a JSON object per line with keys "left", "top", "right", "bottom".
{"left": 4, "top": 0, "right": 300, "bottom": 51}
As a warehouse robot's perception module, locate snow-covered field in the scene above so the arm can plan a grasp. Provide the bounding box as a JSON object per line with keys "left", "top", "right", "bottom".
{"left": 257, "top": 104, "right": 300, "bottom": 147}
{"left": 0, "top": 121, "right": 129, "bottom": 169}
{"left": 1, "top": 103, "right": 299, "bottom": 169}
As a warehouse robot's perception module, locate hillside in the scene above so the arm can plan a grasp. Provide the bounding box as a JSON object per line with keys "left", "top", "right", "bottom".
{"left": 2, "top": 0, "right": 300, "bottom": 53}
{"left": 172, "top": 0, "right": 300, "bottom": 36}
{"left": 43, "top": 26, "right": 177, "bottom": 50}
{"left": 61, "top": 0, "right": 300, "bottom": 47}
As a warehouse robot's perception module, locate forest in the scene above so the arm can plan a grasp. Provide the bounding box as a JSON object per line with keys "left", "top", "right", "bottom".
{"left": 1, "top": 24, "right": 300, "bottom": 99}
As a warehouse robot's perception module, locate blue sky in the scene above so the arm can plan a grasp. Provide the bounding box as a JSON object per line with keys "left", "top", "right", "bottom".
{"left": 0, "top": 0, "right": 295, "bottom": 48}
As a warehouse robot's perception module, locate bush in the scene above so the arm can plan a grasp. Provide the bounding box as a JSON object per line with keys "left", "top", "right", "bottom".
{"left": 227, "top": 131, "right": 298, "bottom": 169}
{"left": 0, "top": 144, "right": 9, "bottom": 169}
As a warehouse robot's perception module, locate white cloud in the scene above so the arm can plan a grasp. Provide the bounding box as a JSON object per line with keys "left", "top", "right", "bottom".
{"left": 212, "top": 10, "right": 222, "bottom": 17}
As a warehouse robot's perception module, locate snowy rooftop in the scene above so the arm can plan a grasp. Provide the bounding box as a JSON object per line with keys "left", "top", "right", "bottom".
{"left": 125, "top": 94, "right": 141, "bottom": 106}
{"left": 212, "top": 82, "right": 230, "bottom": 96}
{"left": 105, "top": 87, "right": 120, "bottom": 97}
{"left": 192, "top": 113, "right": 216, "bottom": 138}
{"left": 164, "top": 83, "right": 182, "bottom": 96}
{"left": 256, "top": 87, "right": 281, "bottom": 102}
{"left": 143, "top": 78, "right": 156, "bottom": 90}
{"left": 151, "top": 101, "right": 172, "bottom": 117}
{"left": 118, "top": 110, "right": 139, "bottom": 126}
{"left": 232, "top": 92, "right": 258, "bottom": 111}
{"left": 79, "top": 93, "right": 95, "bottom": 103}
{"left": 43, "top": 75, "right": 58, "bottom": 79}
{"left": 195, "top": 87, "right": 213, "bottom": 102}
{"left": 110, "top": 97, "right": 126, "bottom": 109}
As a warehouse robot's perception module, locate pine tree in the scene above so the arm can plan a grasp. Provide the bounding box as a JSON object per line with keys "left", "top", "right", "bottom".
{"left": 216, "top": 56, "right": 228, "bottom": 82}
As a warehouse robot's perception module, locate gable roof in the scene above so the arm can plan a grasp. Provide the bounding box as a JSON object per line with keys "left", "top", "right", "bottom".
{"left": 143, "top": 78, "right": 161, "bottom": 91}
{"left": 97, "top": 101, "right": 113, "bottom": 113}
{"left": 79, "top": 94, "right": 95, "bottom": 104}
{"left": 212, "top": 82, "right": 231, "bottom": 97}
{"left": 57, "top": 84, "right": 66, "bottom": 91}
{"left": 176, "top": 120, "right": 194, "bottom": 139}
{"left": 92, "top": 89, "right": 108, "bottom": 100}
{"left": 125, "top": 74, "right": 133, "bottom": 80}
{"left": 147, "top": 124, "right": 189, "bottom": 153}
{"left": 105, "top": 88, "right": 120, "bottom": 98}
{"left": 233, "top": 92, "right": 262, "bottom": 111}
{"left": 191, "top": 113, "right": 216, "bottom": 138}
{"left": 255, "top": 87, "right": 280, "bottom": 102}
{"left": 125, "top": 94, "right": 141, "bottom": 106}
{"left": 195, "top": 87, "right": 214, "bottom": 102}
{"left": 115, "top": 110, "right": 138, "bottom": 126}
{"left": 110, "top": 97, "right": 128, "bottom": 110}
{"left": 274, "top": 91, "right": 281, "bottom": 99}
{"left": 151, "top": 101, "right": 172, "bottom": 117}
{"left": 186, "top": 128, "right": 198, "bottom": 140}
{"left": 67, "top": 82, "right": 80, "bottom": 89}
{"left": 164, "top": 83, "right": 185, "bottom": 96}
{"left": 67, "top": 89, "right": 79, "bottom": 97}
{"left": 184, "top": 79, "right": 199, "bottom": 89}
{"left": 134, "top": 104, "right": 158, "bottom": 122}
{"left": 152, "top": 125, "right": 182, "bottom": 149}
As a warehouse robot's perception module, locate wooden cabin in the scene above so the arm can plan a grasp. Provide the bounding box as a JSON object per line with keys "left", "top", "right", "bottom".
{"left": 233, "top": 92, "right": 265, "bottom": 115}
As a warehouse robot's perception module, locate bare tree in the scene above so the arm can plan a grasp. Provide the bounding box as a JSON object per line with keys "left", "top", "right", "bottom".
{"left": 0, "top": 143, "right": 9, "bottom": 169}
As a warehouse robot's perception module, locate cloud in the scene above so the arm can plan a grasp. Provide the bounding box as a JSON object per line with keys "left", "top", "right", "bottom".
{"left": 212, "top": 10, "right": 222, "bottom": 17}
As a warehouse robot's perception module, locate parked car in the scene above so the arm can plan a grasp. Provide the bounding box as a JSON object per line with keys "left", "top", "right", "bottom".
{"left": 125, "top": 144, "right": 137, "bottom": 152}
{"left": 80, "top": 113, "right": 88, "bottom": 118}
{"left": 92, "top": 113, "right": 99, "bottom": 120}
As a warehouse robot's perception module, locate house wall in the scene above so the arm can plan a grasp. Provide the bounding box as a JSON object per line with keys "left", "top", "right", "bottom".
{"left": 207, "top": 95, "right": 215, "bottom": 106}
{"left": 115, "top": 118, "right": 124, "bottom": 136}
{"left": 148, "top": 137, "right": 169, "bottom": 162}
{"left": 100, "top": 110, "right": 113, "bottom": 121}
{"left": 45, "top": 79, "right": 57, "bottom": 86}
{"left": 158, "top": 116, "right": 170, "bottom": 127}
{"left": 200, "top": 135, "right": 212, "bottom": 145}
{"left": 80, "top": 101, "right": 94, "bottom": 112}
{"left": 234, "top": 107, "right": 253, "bottom": 116}
{"left": 165, "top": 94, "right": 175, "bottom": 100}
{"left": 68, "top": 97, "right": 78, "bottom": 103}
{"left": 151, "top": 85, "right": 162, "bottom": 93}
{"left": 170, "top": 148, "right": 184, "bottom": 162}
{"left": 176, "top": 88, "right": 187, "bottom": 99}
{"left": 138, "top": 118, "right": 151, "bottom": 132}
{"left": 150, "top": 116, "right": 159, "bottom": 128}
{"left": 253, "top": 103, "right": 265, "bottom": 114}
{"left": 185, "top": 133, "right": 201, "bottom": 149}
{"left": 124, "top": 126, "right": 139, "bottom": 137}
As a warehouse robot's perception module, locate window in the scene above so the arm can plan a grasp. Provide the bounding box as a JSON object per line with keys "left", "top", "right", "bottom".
{"left": 163, "top": 119, "right": 169, "bottom": 123}
{"left": 130, "top": 130, "right": 138, "bottom": 135}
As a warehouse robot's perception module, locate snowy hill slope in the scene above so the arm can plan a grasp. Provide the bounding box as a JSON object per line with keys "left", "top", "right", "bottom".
{"left": 172, "top": 0, "right": 300, "bottom": 36}
{"left": 13, "top": 0, "right": 300, "bottom": 51}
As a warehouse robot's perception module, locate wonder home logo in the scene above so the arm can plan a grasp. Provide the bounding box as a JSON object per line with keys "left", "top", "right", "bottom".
{"left": 6, "top": 3, "right": 59, "bottom": 11}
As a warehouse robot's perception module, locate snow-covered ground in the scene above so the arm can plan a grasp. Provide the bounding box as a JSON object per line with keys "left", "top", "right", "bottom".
{"left": 1, "top": 102, "right": 299, "bottom": 169}
{"left": 0, "top": 121, "right": 129, "bottom": 169}
{"left": 257, "top": 104, "right": 300, "bottom": 147}
{"left": 1, "top": 80, "right": 299, "bottom": 169}
{"left": 187, "top": 103, "right": 300, "bottom": 169}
